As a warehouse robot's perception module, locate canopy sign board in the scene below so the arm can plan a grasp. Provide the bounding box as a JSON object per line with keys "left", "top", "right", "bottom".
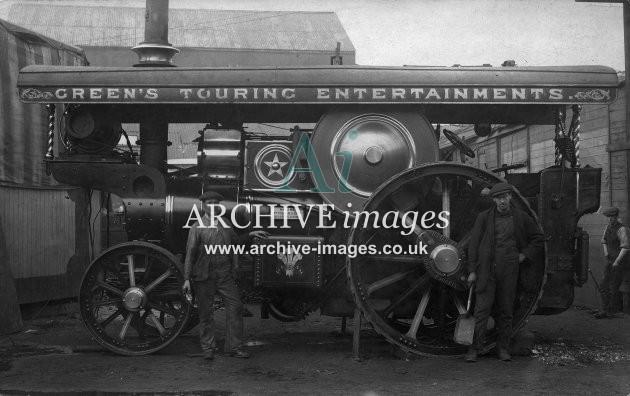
{"left": 18, "top": 65, "right": 618, "bottom": 105}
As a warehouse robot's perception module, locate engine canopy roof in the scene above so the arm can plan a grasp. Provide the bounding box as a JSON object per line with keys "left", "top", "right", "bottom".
{"left": 17, "top": 64, "right": 619, "bottom": 124}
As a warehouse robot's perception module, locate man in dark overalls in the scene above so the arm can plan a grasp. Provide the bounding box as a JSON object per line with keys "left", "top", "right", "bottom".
{"left": 465, "top": 182, "right": 544, "bottom": 362}
{"left": 595, "top": 207, "right": 630, "bottom": 319}
{"left": 182, "top": 191, "right": 269, "bottom": 360}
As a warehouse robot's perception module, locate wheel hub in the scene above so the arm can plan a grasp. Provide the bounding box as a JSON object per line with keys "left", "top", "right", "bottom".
{"left": 122, "top": 287, "right": 147, "bottom": 311}
{"left": 429, "top": 244, "right": 461, "bottom": 275}
{"left": 364, "top": 146, "right": 384, "bottom": 165}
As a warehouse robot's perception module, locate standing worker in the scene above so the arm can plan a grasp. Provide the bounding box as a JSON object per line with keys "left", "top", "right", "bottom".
{"left": 182, "top": 191, "right": 269, "bottom": 360}
{"left": 594, "top": 207, "right": 630, "bottom": 319}
{"left": 465, "top": 182, "right": 544, "bottom": 362}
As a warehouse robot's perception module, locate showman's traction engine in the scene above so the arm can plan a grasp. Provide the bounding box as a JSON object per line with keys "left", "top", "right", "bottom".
{"left": 17, "top": 63, "right": 617, "bottom": 356}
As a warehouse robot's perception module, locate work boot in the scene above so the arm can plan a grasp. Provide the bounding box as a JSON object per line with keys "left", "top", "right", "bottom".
{"left": 228, "top": 349, "right": 250, "bottom": 359}
{"left": 593, "top": 311, "right": 609, "bottom": 319}
{"left": 497, "top": 348, "right": 511, "bottom": 362}
{"left": 202, "top": 350, "right": 214, "bottom": 360}
{"left": 464, "top": 348, "right": 477, "bottom": 363}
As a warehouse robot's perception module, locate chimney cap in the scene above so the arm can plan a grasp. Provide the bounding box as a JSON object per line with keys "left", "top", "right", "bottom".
{"left": 131, "top": 43, "right": 180, "bottom": 67}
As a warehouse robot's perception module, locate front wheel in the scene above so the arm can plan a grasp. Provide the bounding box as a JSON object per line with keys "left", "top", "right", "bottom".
{"left": 79, "top": 242, "right": 191, "bottom": 355}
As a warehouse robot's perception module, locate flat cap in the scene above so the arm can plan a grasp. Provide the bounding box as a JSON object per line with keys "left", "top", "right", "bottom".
{"left": 489, "top": 182, "right": 513, "bottom": 197}
{"left": 198, "top": 190, "right": 225, "bottom": 202}
{"left": 602, "top": 207, "right": 619, "bottom": 217}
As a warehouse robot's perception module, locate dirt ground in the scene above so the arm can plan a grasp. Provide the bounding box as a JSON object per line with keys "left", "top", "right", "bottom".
{"left": 1, "top": 302, "right": 629, "bottom": 396}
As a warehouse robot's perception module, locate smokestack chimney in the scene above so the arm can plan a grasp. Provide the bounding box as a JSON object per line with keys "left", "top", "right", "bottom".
{"left": 134, "top": 0, "right": 175, "bottom": 173}
{"left": 132, "top": 0, "right": 179, "bottom": 67}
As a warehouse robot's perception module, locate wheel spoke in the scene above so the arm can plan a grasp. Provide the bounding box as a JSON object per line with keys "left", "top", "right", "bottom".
{"left": 100, "top": 308, "right": 123, "bottom": 328}
{"left": 119, "top": 313, "right": 133, "bottom": 339}
{"left": 441, "top": 178, "right": 451, "bottom": 239}
{"left": 364, "top": 255, "right": 421, "bottom": 264}
{"left": 397, "top": 210, "right": 440, "bottom": 247}
{"left": 142, "top": 255, "right": 152, "bottom": 284}
{"left": 367, "top": 269, "right": 417, "bottom": 296}
{"left": 437, "top": 284, "right": 448, "bottom": 331}
{"left": 134, "top": 311, "right": 149, "bottom": 339}
{"left": 145, "top": 270, "right": 173, "bottom": 293}
{"left": 91, "top": 298, "right": 122, "bottom": 307}
{"left": 127, "top": 254, "right": 136, "bottom": 287}
{"left": 147, "top": 312, "right": 167, "bottom": 335}
{"left": 147, "top": 302, "right": 178, "bottom": 317}
{"left": 362, "top": 230, "right": 378, "bottom": 246}
{"left": 387, "top": 194, "right": 428, "bottom": 239}
{"left": 382, "top": 273, "right": 431, "bottom": 317}
{"left": 404, "top": 283, "right": 432, "bottom": 339}
{"left": 400, "top": 211, "right": 427, "bottom": 239}
{"left": 95, "top": 280, "right": 124, "bottom": 296}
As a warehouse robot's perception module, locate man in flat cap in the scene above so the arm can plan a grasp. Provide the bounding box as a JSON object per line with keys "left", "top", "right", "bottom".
{"left": 595, "top": 207, "right": 630, "bottom": 319}
{"left": 465, "top": 182, "right": 544, "bottom": 362}
{"left": 182, "top": 190, "right": 269, "bottom": 359}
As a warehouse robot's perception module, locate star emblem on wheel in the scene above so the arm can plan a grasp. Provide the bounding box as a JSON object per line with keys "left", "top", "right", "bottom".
{"left": 264, "top": 154, "right": 288, "bottom": 177}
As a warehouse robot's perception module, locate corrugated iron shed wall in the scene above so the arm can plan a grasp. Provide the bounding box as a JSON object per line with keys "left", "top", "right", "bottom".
{"left": 0, "top": 19, "right": 93, "bottom": 303}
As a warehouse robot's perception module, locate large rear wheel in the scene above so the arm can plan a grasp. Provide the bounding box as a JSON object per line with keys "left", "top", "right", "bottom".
{"left": 347, "top": 163, "right": 545, "bottom": 356}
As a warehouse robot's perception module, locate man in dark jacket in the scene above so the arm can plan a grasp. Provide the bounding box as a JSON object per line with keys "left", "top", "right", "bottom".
{"left": 465, "top": 182, "right": 544, "bottom": 362}
{"left": 182, "top": 191, "right": 269, "bottom": 360}
{"left": 594, "top": 207, "right": 630, "bottom": 319}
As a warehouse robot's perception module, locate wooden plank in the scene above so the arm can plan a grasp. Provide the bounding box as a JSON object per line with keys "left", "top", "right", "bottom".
{"left": 582, "top": 118, "right": 610, "bottom": 130}
{"left": 609, "top": 95, "right": 627, "bottom": 113}
{"left": 606, "top": 140, "right": 630, "bottom": 152}
{"left": 0, "top": 211, "right": 23, "bottom": 334}
{"left": 528, "top": 125, "right": 554, "bottom": 144}
{"left": 0, "top": 186, "right": 93, "bottom": 303}
{"left": 580, "top": 127, "right": 610, "bottom": 140}
{"left": 581, "top": 106, "right": 610, "bottom": 121}
{"left": 580, "top": 136, "right": 608, "bottom": 149}
{"left": 609, "top": 107, "right": 627, "bottom": 122}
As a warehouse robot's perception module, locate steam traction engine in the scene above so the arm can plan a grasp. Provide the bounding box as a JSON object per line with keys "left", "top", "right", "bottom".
{"left": 18, "top": 65, "right": 617, "bottom": 356}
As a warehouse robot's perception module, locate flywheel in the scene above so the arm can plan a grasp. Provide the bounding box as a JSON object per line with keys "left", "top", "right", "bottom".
{"left": 310, "top": 107, "right": 438, "bottom": 210}
{"left": 347, "top": 163, "right": 546, "bottom": 356}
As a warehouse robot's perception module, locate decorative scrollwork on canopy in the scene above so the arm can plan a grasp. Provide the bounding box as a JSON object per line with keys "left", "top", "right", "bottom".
{"left": 20, "top": 88, "right": 54, "bottom": 100}
{"left": 574, "top": 89, "right": 610, "bottom": 101}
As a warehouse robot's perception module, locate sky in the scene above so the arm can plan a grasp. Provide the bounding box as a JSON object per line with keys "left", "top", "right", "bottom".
{"left": 178, "top": 0, "right": 625, "bottom": 70}
{"left": 0, "top": 0, "right": 625, "bottom": 70}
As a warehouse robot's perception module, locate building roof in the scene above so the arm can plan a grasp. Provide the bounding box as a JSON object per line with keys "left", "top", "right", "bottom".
{"left": 0, "top": 18, "right": 84, "bottom": 55}
{"left": 6, "top": 4, "right": 355, "bottom": 53}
